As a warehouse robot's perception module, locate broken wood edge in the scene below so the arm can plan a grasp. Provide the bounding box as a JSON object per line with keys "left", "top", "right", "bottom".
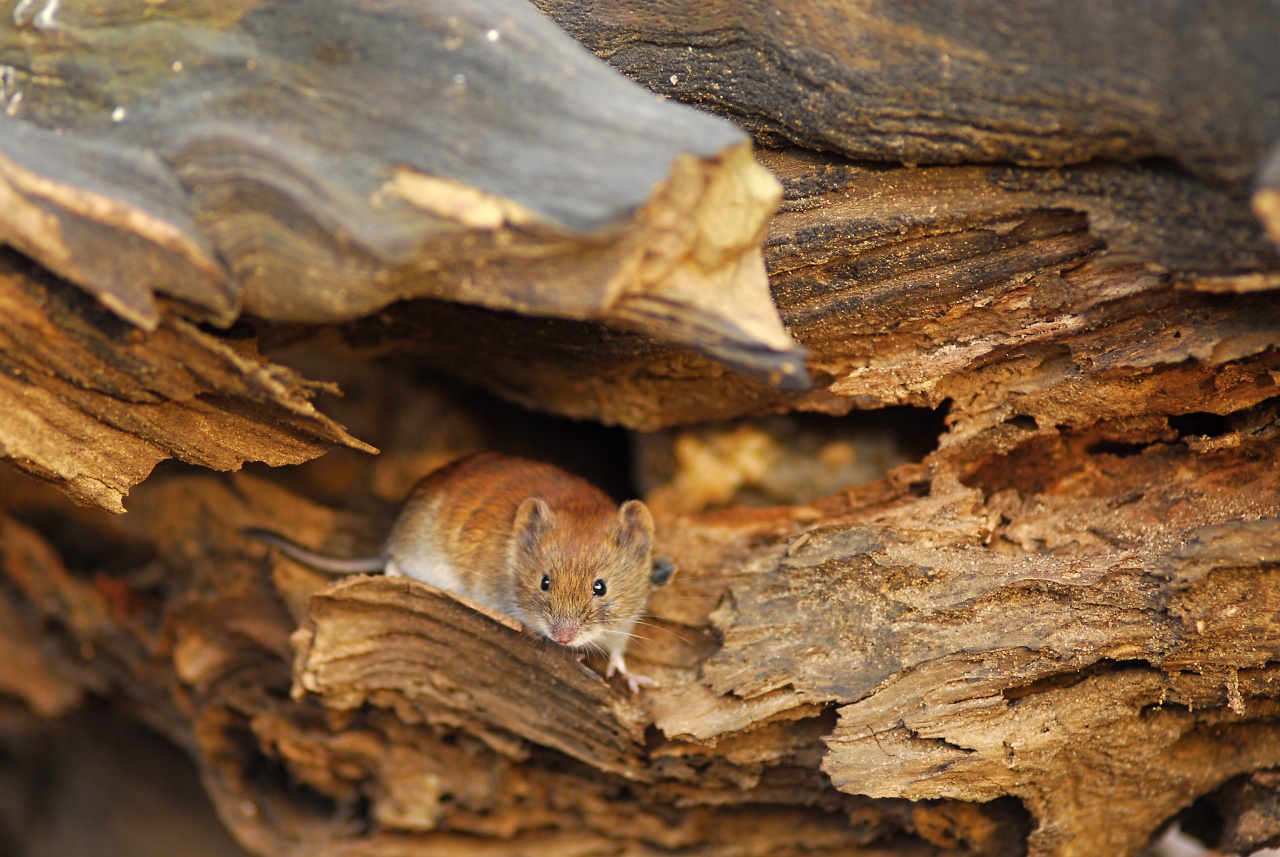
{"left": 0, "top": 117, "right": 233, "bottom": 330}
{"left": 0, "top": 264, "right": 376, "bottom": 512}
{"left": 608, "top": 143, "right": 811, "bottom": 389}
{"left": 292, "top": 575, "right": 653, "bottom": 782}
{"left": 245, "top": 139, "right": 804, "bottom": 390}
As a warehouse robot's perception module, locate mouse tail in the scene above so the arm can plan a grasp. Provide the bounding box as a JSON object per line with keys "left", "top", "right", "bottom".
{"left": 242, "top": 527, "right": 386, "bottom": 574}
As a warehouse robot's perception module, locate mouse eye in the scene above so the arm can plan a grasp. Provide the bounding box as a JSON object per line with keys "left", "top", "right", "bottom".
{"left": 592, "top": 579, "right": 606, "bottom": 597}
{"left": 540, "top": 574, "right": 550, "bottom": 592}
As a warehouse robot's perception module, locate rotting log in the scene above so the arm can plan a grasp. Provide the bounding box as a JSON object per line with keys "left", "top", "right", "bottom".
{"left": 4, "top": 90, "right": 1280, "bottom": 857}
{"left": 4, "top": 115, "right": 1280, "bottom": 857}
{"left": 0, "top": 0, "right": 802, "bottom": 388}
{"left": 535, "top": 0, "right": 1280, "bottom": 184}
{"left": 2, "top": 391, "right": 1279, "bottom": 856}
{"left": 339, "top": 146, "right": 1280, "bottom": 430}
{"left": 2, "top": 2, "right": 1280, "bottom": 857}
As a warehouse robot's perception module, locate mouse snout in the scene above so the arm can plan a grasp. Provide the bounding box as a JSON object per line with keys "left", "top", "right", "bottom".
{"left": 550, "top": 621, "right": 579, "bottom": 646}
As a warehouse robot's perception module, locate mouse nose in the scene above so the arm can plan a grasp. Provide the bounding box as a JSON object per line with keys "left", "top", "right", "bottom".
{"left": 551, "top": 623, "right": 578, "bottom": 645}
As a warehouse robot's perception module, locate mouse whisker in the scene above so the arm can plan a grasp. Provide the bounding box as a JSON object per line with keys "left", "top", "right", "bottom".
{"left": 616, "top": 635, "right": 656, "bottom": 655}
{"left": 623, "top": 620, "right": 700, "bottom": 649}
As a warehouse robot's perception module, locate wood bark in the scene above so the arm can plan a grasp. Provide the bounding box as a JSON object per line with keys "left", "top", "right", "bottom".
{"left": 535, "top": 0, "right": 1280, "bottom": 184}
{"left": 356, "top": 147, "right": 1280, "bottom": 430}
{"left": 1, "top": 3, "right": 1279, "bottom": 857}
{"left": 0, "top": 253, "right": 374, "bottom": 512}
{"left": 0, "top": 0, "right": 803, "bottom": 396}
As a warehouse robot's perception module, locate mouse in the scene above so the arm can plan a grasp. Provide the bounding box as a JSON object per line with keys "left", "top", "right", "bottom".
{"left": 244, "top": 452, "right": 661, "bottom": 692}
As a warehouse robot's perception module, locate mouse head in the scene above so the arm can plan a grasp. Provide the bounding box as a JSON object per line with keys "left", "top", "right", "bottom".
{"left": 509, "top": 497, "right": 654, "bottom": 651}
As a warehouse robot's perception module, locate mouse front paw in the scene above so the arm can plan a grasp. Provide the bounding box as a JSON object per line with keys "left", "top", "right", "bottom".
{"left": 606, "top": 651, "right": 656, "bottom": 693}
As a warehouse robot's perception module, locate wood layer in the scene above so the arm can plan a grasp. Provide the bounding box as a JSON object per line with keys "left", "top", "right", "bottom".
{"left": 0, "top": 0, "right": 801, "bottom": 384}
{"left": 536, "top": 0, "right": 1280, "bottom": 184}
{"left": 341, "top": 147, "right": 1280, "bottom": 431}
{"left": 0, "top": 252, "right": 372, "bottom": 512}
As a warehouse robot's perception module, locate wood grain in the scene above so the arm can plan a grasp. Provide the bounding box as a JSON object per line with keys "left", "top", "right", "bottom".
{"left": 537, "top": 0, "right": 1280, "bottom": 183}
{"left": 0, "top": 0, "right": 802, "bottom": 385}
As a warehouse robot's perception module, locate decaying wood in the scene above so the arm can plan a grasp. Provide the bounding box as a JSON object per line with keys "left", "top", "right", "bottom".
{"left": 2, "top": 2, "right": 1280, "bottom": 857}
{"left": 0, "top": 252, "right": 373, "bottom": 512}
{"left": 293, "top": 576, "right": 652, "bottom": 781}
{"left": 0, "top": 465, "right": 1027, "bottom": 857}
{"left": 0, "top": 0, "right": 816, "bottom": 512}
{"left": 536, "top": 0, "right": 1280, "bottom": 184}
{"left": 1203, "top": 770, "right": 1280, "bottom": 855}
{"left": 343, "top": 147, "right": 1280, "bottom": 430}
{"left": 2, "top": 388, "right": 1279, "bottom": 856}
{"left": 0, "top": 0, "right": 802, "bottom": 385}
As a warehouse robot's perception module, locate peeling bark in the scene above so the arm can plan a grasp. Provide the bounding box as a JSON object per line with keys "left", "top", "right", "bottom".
{"left": 0, "top": 254, "right": 372, "bottom": 511}
{"left": 346, "top": 148, "right": 1280, "bottom": 430}
{"left": 0, "top": 0, "right": 801, "bottom": 384}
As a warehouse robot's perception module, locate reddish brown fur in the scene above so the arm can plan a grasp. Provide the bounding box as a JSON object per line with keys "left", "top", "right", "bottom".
{"left": 386, "top": 453, "right": 654, "bottom": 654}
{"left": 248, "top": 452, "right": 657, "bottom": 689}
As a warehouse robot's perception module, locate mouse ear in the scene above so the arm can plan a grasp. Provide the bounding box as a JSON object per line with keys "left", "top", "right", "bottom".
{"left": 513, "top": 497, "right": 554, "bottom": 550}
{"left": 651, "top": 557, "right": 677, "bottom": 586}
{"left": 617, "top": 500, "right": 655, "bottom": 553}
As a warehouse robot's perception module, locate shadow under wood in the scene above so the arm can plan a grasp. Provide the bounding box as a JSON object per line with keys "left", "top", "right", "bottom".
{"left": 0, "top": 704, "right": 251, "bottom": 857}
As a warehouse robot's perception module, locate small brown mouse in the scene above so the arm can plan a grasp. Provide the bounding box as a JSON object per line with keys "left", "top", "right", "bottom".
{"left": 245, "top": 452, "right": 660, "bottom": 692}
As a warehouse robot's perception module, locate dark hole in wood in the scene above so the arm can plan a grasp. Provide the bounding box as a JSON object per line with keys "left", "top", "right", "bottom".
{"left": 1177, "top": 793, "right": 1227, "bottom": 853}
{"left": 198, "top": 318, "right": 259, "bottom": 341}
{"left": 857, "top": 403, "right": 949, "bottom": 463}
{"left": 1084, "top": 440, "right": 1149, "bottom": 458}
{"left": 1177, "top": 770, "right": 1280, "bottom": 855}
{"left": 908, "top": 479, "right": 932, "bottom": 497}
{"left": 1002, "top": 659, "right": 1151, "bottom": 702}
{"left": 1004, "top": 415, "right": 1039, "bottom": 431}
{"left": 1169, "top": 411, "right": 1230, "bottom": 439}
